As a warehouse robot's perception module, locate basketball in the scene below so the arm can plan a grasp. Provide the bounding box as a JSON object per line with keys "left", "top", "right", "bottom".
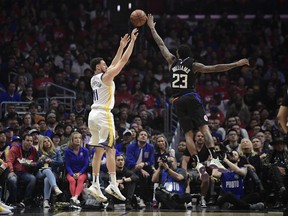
{"left": 130, "top": 9, "right": 147, "bottom": 27}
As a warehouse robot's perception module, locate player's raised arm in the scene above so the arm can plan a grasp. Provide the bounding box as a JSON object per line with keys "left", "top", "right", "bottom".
{"left": 102, "top": 28, "right": 139, "bottom": 84}
{"left": 147, "top": 14, "right": 175, "bottom": 67}
{"left": 110, "top": 34, "right": 130, "bottom": 67}
{"left": 193, "top": 58, "right": 249, "bottom": 73}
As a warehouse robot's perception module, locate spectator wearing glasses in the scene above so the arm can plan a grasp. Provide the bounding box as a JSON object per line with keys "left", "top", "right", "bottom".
{"left": 224, "top": 129, "right": 240, "bottom": 153}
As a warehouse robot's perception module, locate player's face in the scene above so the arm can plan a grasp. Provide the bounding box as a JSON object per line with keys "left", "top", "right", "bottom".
{"left": 97, "top": 60, "right": 108, "bottom": 73}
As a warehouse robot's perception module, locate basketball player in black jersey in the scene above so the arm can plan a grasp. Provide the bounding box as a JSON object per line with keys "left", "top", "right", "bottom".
{"left": 147, "top": 14, "right": 249, "bottom": 174}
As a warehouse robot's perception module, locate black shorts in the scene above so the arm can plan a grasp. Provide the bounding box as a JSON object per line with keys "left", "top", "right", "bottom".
{"left": 173, "top": 93, "right": 208, "bottom": 133}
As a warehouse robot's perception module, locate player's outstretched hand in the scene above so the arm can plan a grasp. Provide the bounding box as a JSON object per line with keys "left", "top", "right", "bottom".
{"left": 147, "top": 14, "right": 155, "bottom": 29}
{"left": 237, "top": 58, "right": 250, "bottom": 66}
{"left": 120, "top": 33, "right": 130, "bottom": 48}
{"left": 131, "top": 28, "right": 139, "bottom": 41}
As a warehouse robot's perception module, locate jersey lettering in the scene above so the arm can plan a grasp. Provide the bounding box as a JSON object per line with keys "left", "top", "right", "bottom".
{"left": 93, "top": 89, "right": 99, "bottom": 101}
{"left": 225, "top": 180, "right": 240, "bottom": 188}
{"left": 172, "top": 73, "right": 188, "bottom": 88}
{"left": 164, "top": 182, "right": 180, "bottom": 192}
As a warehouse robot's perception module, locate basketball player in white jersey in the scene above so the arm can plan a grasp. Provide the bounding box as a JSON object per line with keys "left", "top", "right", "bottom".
{"left": 87, "top": 28, "right": 138, "bottom": 202}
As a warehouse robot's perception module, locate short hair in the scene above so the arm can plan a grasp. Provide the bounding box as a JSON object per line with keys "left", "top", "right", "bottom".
{"left": 227, "top": 128, "right": 238, "bottom": 135}
{"left": 136, "top": 129, "right": 150, "bottom": 139}
{"left": 90, "top": 57, "right": 103, "bottom": 71}
{"left": 22, "top": 133, "right": 32, "bottom": 141}
{"left": 116, "top": 154, "right": 126, "bottom": 160}
{"left": 177, "top": 44, "right": 192, "bottom": 59}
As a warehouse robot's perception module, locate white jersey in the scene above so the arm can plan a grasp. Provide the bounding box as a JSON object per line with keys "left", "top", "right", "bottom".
{"left": 90, "top": 73, "right": 115, "bottom": 110}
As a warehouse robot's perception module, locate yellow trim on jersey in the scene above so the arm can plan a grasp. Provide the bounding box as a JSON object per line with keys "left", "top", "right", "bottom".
{"left": 106, "top": 85, "right": 114, "bottom": 147}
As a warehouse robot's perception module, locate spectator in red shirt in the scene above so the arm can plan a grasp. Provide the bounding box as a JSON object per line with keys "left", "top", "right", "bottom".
{"left": 33, "top": 68, "right": 53, "bottom": 97}
{"left": 7, "top": 134, "right": 37, "bottom": 207}
{"left": 115, "top": 82, "right": 133, "bottom": 107}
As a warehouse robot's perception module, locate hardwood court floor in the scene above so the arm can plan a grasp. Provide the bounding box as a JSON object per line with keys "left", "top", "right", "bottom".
{"left": 11, "top": 206, "right": 284, "bottom": 216}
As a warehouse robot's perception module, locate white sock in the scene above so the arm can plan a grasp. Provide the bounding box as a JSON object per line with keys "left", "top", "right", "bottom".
{"left": 110, "top": 172, "right": 117, "bottom": 184}
{"left": 92, "top": 173, "right": 96, "bottom": 184}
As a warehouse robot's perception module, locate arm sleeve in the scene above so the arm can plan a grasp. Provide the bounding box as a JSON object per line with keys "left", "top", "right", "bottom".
{"left": 125, "top": 168, "right": 139, "bottom": 182}
{"left": 79, "top": 148, "right": 89, "bottom": 174}
{"left": 147, "top": 145, "right": 155, "bottom": 166}
{"left": 177, "top": 168, "right": 187, "bottom": 180}
{"left": 7, "top": 147, "right": 17, "bottom": 171}
{"left": 126, "top": 145, "right": 136, "bottom": 169}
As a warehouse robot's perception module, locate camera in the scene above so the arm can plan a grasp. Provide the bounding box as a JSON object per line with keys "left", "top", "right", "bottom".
{"left": 160, "top": 155, "right": 172, "bottom": 169}
{"left": 160, "top": 155, "right": 169, "bottom": 163}
{"left": 226, "top": 151, "right": 234, "bottom": 156}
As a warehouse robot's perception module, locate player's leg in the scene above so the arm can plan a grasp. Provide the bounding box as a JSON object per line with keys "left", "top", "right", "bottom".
{"left": 103, "top": 115, "right": 126, "bottom": 201}
{"left": 87, "top": 110, "right": 108, "bottom": 202}
{"left": 104, "top": 146, "right": 126, "bottom": 201}
{"left": 199, "top": 125, "right": 227, "bottom": 173}
{"left": 88, "top": 146, "right": 107, "bottom": 202}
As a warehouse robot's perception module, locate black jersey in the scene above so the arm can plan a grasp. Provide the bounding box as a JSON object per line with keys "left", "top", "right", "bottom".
{"left": 170, "top": 57, "right": 197, "bottom": 97}
{"left": 183, "top": 145, "right": 210, "bottom": 169}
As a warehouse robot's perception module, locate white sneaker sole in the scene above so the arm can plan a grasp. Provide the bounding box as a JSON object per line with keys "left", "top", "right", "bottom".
{"left": 0, "top": 203, "right": 13, "bottom": 210}
{"left": 197, "top": 165, "right": 206, "bottom": 175}
{"left": 209, "top": 162, "right": 228, "bottom": 173}
{"left": 88, "top": 188, "right": 108, "bottom": 202}
{"left": 105, "top": 186, "right": 126, "bottom": 201}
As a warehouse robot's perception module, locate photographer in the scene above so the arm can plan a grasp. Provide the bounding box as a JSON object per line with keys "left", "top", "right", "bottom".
{"left": 152, "top": 156, "right": 191, "bottom": 209}
{"left": 213, "top": 151, "right": 264, "bottom": 210}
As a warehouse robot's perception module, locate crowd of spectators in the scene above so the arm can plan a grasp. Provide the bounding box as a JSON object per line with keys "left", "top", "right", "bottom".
{"left": 0, "top": 0, "right": 287, "bottom": 213}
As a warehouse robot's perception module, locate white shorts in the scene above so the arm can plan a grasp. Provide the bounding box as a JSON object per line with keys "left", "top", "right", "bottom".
{"left": 88, "top": 109, "right": 115, "bottom": 148}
